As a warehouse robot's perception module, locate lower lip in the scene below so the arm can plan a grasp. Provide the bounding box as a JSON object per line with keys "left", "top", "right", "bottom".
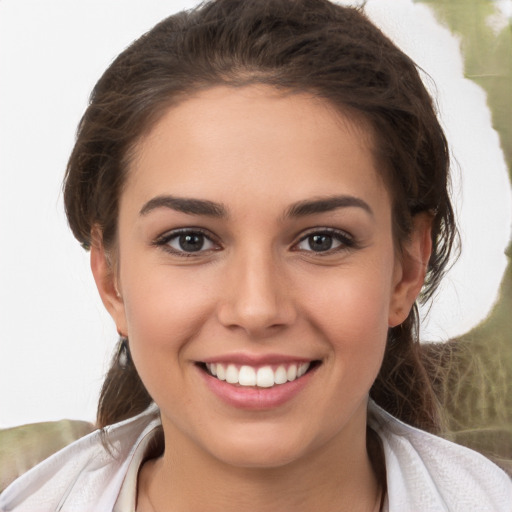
{"left": 198, "top": 366, "right": 317, "bottom": 410}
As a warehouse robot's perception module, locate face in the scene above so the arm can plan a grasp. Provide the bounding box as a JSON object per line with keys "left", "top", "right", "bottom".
{"left": 93, "top": 85, "right": 426, "bottom": 469}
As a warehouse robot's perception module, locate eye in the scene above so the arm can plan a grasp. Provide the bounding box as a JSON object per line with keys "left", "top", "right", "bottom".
{"left": 294, "top": 229, "right": 354, "bottom": 253}
{"left": 154, "top": 229, "right": 219, "bottom": 256}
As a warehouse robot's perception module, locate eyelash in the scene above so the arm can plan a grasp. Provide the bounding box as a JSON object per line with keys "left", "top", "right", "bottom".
{"left": 292, "top": 228, "right": 356, "bottom": 255}
{"left": 153, "top": 228, "right": 221, "bottom": 257}
{"left": 152, "top": 227, "right": 356, "bottom": 257}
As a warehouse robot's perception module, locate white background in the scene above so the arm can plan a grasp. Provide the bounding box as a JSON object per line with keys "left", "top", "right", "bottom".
{"left": 1, "top": 0, "right": 511, "bottom": 428}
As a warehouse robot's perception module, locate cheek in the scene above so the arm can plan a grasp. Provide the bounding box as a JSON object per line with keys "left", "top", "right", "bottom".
{"left": 117, "top": 258, "right": 217, "bottom": 386}
{"left": 297, "top": 261, "right": 393, "bottom": 370}
{"left": 118, "top": 269, "right": 219, "bottom": 417}
{"left": 123, "top": 269, "right": 214, "bottom": 342}
{"left": 304, "top": 266, "right": 391, "bottom": 330}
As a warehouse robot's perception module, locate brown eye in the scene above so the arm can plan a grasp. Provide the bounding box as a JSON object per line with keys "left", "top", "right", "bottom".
{"left": 295, "top": 229, "right": 355, "bottom": 254}
{"left": 156, "top": 229, "right": 219, "bottom": 255}
{"left": 175, "top": 233, "right": 207, "bottom": 252}
{"left": 306, "top": 234, "right": 335, "bottom": 252}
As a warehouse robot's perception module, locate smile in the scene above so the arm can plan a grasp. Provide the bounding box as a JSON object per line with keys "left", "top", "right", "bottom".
{"left": 197, "top": 358, "right": 321, "bottom": 409}
{"left": 204, "top": 362, "right": 312, "bottom": 388}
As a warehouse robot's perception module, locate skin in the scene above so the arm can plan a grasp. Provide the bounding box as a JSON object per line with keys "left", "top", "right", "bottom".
{"left": 92, "top": 85, "right": 431, "bottom": 511}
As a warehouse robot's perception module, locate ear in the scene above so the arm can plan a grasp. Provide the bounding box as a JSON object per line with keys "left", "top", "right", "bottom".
{"left": 90, "top": 228, "right": 128, "bottom": 337}
{"left": 388, "top": 213, "right": 433, "bottom": 327}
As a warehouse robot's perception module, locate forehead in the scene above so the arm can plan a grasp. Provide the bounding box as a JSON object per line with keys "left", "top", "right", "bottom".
{"left": 124, "top": 85, "right": 390, "bottom": 214}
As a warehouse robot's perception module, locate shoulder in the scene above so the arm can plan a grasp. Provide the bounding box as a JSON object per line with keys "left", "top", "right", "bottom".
{"left": 0, "top": 404, "right": 160, "bottom": 512}
{"left": 368, "top": 401, "right": 512, "bottom": 512}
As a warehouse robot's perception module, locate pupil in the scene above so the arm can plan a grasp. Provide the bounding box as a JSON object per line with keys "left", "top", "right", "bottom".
{"left": 309, "top": 234, "right": 332, "bottom": 252}
{"left": 179, "top": 233, "right": 204, "bottom": 252}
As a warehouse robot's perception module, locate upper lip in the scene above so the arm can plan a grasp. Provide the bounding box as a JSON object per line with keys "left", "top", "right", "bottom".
{"left": 200, "top": 353, "right": 317, "bottom": 366}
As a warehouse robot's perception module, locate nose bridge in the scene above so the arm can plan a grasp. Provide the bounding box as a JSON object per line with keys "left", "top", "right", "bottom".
{"left": 218, "top": 242, "right": 294, "bottom": 335}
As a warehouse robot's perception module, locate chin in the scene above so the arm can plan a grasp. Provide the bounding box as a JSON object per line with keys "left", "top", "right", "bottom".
{"left": 201, "top": 424, "right": 316, "bottom": 470}
{"left": 213, "top": 444, "right": 304, "bottom": 470}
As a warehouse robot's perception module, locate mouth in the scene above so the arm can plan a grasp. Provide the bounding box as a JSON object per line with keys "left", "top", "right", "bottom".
{"left": 197, "top": 360, "right": 321, "bottom": 389}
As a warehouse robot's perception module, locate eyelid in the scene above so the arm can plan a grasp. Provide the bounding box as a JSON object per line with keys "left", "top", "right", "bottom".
{"left": 151, "top": 226, "right": 356, "bottom": 257}
{"left": 292, "top": 227, "right": 356, "bottom": 253}
{"left": 152, "top": 227, "right": 221, "bottom": 256}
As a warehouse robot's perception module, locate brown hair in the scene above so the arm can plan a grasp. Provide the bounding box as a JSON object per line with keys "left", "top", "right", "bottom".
{"left": 63, "top": 0, "right": 456, "bottom": 432}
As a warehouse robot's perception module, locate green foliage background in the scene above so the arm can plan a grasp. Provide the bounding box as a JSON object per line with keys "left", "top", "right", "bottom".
{"left": 418, "top": 0, "right": 512, "bottom": 472}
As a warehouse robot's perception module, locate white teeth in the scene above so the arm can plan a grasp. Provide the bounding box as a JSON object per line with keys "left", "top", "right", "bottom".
{"left": 297, "top": 363, "right": 309, "bottom": 377}
{"left": 256, "top": 366, "right": 275, "bottom": 388}
{"left": 274, "top": 365, "right": 288, "bottom": 385}
{"left": 239, "top": 365, "right": 257, "bottom": 386}
{"left": 205, "top": 362, "right": 312, "bottom": 388}
{"left": 287, "top": 365, "right": 297, "bottom": 382}
{"left": 216, "top": 363, "right": 226, "bottom": 381}
{"left": 226, "top": 364, "right": 238, "bottom": 384}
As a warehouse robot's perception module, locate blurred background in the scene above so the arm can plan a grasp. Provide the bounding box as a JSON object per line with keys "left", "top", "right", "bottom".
{"left": 0, "top": 0, "right": 511, "bottom": 483}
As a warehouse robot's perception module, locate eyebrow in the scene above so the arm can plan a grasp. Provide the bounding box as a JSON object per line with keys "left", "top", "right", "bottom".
{"left": 139, "top": 194, "right": 373, "bottom": 219}
{"left": 285, "top": 195, "right": 374, "bottom": 218}
{"left": 139, "top": 195, "right": 227, "bottom": 217}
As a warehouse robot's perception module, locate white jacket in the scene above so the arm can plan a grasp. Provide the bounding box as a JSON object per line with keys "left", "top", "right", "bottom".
{"left": 1, "top": 402, "right": 510, "bottom": 511}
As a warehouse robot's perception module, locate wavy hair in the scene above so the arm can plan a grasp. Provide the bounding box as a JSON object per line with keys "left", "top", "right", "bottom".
{"left": 63, "top": 0, "right": 457, "bottom": 432}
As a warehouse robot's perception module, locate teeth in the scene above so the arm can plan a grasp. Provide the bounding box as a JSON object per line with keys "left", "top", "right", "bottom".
{"left": 216, "top": 363, "right": 226, "bottom": 381}
{"left": 287, "top": 365, "right": 297, "bottom": 381}
{"left": 239, "top": 366, "right": 257, "bottom": 386}
{"left": 297, "top": 363, "right": 309, "bottom": 377}
{"left": 226, "top": 364, "right": 238, "bottom": 384}
{"left": 256, "top": 366, "right": 274, "bottom": 388}
{"left": 205, "top": 362, "right": 311, "bottom": 388}
{"left": 274, "top": 365, "right": 288, "bottom": 385}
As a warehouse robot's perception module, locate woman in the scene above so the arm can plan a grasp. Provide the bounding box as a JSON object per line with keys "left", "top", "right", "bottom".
{"left": 1, "top": 0, "right": 510, "bottom": 510}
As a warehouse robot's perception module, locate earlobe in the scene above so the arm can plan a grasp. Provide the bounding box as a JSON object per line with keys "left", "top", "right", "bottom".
{"left": 90, "top": 229, "right": 128, "bottom": 337}
{"left": 388, "top": 213, "right": 433, "bottom": 327}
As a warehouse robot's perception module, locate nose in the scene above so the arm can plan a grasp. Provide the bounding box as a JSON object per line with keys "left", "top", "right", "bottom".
{"left": 216, "top": 247, "right": 297, "bottom": 338}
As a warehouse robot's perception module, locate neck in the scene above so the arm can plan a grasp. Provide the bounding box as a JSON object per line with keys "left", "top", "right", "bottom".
{"left": 138, "top": 412, "right": 382, "bottom": 512}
